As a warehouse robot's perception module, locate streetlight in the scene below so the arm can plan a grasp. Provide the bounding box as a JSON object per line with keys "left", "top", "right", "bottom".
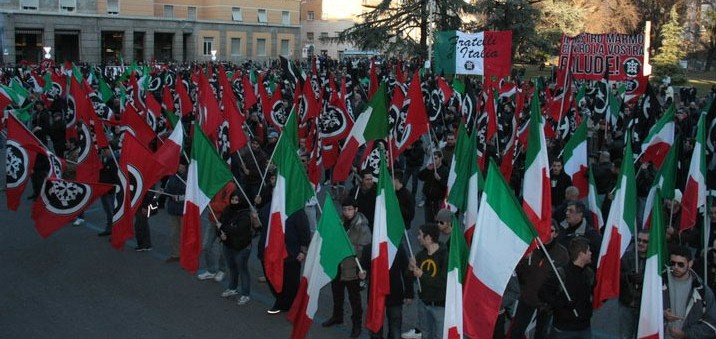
{"left": 43, "top": 46, "right": 52, "bottom": 59}
{"left": 211, "top": 50, "right": 217, "bottom": 61}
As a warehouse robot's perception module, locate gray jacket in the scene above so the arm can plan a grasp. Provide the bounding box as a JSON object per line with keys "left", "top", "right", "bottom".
{"left": 339, "top": 212, "right": 371, "bottom": 281}
{"left": 662, "top": 270, "right": 716, "bottom": 338}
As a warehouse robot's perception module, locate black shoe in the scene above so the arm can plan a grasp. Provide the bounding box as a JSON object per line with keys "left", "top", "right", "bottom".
{"left": 98, "top": 231, "right": 111, "bottom": 237}
{"left": 321, "top": 317, "right": 343, "bottom": 327}
{"left": 350, "top": 324, "right": 362, "bottom": 338}
{"left": 27, "top": 195, "right": 37, "bottom": 200}
{"left": 165, "top": 256, "right": 180, "bottom": 263}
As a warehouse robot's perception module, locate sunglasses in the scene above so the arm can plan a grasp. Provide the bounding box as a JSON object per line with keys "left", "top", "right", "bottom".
{"left": 669, "top": 261, "right": 687, "bottom": 268}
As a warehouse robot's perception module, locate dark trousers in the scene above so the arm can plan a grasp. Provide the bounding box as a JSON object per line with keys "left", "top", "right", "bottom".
{"left": 100, "top": 192, "right": 115, "bottom": 232}
{"left": 133, "top": 210, "right": 151, "bottom": 248}
{"left": 424, "top": 199, "right": 441, "bottom": 223}
{"left": 330, "top": 278, "right": 363, "bottom": 322}
{"left": 372, "top": 304, "right": 403, "bottom": 339}
{"left": 509, "top": 303, "right": 550, "bottom": 339}
{"left": 264, "top": 259, "right": 301, "bottom": 311}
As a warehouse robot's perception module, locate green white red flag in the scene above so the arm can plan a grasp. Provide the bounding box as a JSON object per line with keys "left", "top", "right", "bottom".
{"left": 563, "top": 119, "right": 589, "bottom": 199}
{"left": 366, "top": 148, "right": 406, "bottom": 332}
{"left": 444, "top": 214, "right": 469, "bottom": 338}
{"left": 287, "top": 197, "right": 355, "bottom": 339}
{"left": 180, "top": 125, "right": 234, "bottom": 273}
{"left": 265, "top": 112, "right": 315, "bottom": 292}
{"left": 680, "top": 114, "right": 707, "bottom": 232}
{"left": 463, "top": 161, "right": 535, "bottom": 338}
{"left": 636, "top": 189, "right": 667, "bottom": 339}
{"left": 522, "top": 89, "right": 552, "bottom": 243}
{"left": 638, "top": 103, "right": 675, "bottom": 169}
{"left": 593, "top": 134, "right": 636, "bottom": 309}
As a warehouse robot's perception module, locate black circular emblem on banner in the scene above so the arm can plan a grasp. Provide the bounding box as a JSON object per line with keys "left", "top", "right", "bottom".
{"left": 41, "top": 179, "right": 92, "bottom": 215}
{"left": 6, "top": 140, "right": 29, "bottom": 188}
{"left": 622, "top": 58, "right": 642, "bottom": 78}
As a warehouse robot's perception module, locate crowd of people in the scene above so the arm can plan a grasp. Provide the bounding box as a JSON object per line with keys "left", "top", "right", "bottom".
{"left": 1, "top": 55, "right": 716, "bottom": 339}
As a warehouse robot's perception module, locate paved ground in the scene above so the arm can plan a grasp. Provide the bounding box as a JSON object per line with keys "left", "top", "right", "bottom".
{"left": 0, "top": 178, "right": 621, "bottom": 338}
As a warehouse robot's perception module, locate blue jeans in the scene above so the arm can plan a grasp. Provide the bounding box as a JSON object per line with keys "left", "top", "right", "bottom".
{"left": 223, "top": 245, "right": 251, "bottom": 296}
{"left": 201, "top": 222, "right": 225, "bottom": 274}
{"left": 550, "top": 327, "right": 591, "bottom": 339}
{"left": 417, "top": 300, "right": 444, "bottom": 339}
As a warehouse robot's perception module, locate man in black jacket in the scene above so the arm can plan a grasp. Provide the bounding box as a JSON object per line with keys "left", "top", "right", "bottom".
{"left": 418, "top": 151, "right": 449, "bottom": 223}
{"left": 393, "top": 170, "right": 415, "bottom": 230}
{"left": 539, "top": 237, "right": 595, "bottom": 338}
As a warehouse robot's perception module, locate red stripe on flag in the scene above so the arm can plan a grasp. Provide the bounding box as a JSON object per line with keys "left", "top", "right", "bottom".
{"left": 593, "top": 227, "right": 622, "bottom": 309}
{"left": 366, "top": 242, "right": 390, "bottom": 332}
{"left": 265, "top": 211, "right": 288, "bottom": 292}
{"left": 288, "top": 277, "right": 312, "bottom": 339}
{"left": 679, "top": 177, "right": 700, "bottom": 232}
{"left": 180, "top": 202, "right": 202, "bottom": 273}
{"left": 641, "top": 142, "right": 671, "bottom": 168}
{"left": 463, "top": 266, "right": 503, "bottom": 339}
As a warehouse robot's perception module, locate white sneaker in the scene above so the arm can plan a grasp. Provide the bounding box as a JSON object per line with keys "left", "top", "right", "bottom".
{"left": 402, "top": 328, "right": 422, "bottom": 339}
{"left": 214, "top": 271, "right": 225, "bottom": 282}
{"left": 221, "top": 289, "right": 238, "bottom": 298}
{"left": 73, "top": 218, "right": 84, "bottom": 226}
{"left": 237, "top": 295, "right": 251, "bottom": 305}
{"left": 417, "top": 200, "right": 425, "bottom": 208}
{"left": 197, "top": 271, "right": 216, "bottom": 280}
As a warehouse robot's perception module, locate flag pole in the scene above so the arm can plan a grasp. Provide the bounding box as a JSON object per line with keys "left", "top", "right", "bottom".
{"left": 535, "top": 236, "right": 579, "bottom": 317}
{"left": 705, "top": 198, "right": 711, "bottom": 287}
{"left": 557, "top": 39, "right": 573, "bottom": 127}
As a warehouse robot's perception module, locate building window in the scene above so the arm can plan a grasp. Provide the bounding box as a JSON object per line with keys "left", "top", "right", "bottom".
{"left": 280, "top": 40, "right": 289, "bottom": 56}
{"left": 20, "top": 0, "right": 39, "bottom": 10}
{"left": 257, "top": 9, "right": 268, "bottom": 23}
{"left": 231, "top": 38, "right": 241, "bottom": 56}
{"left": 164, "top": 5, "right": 173, "bottom": 18}
{"left": 203, "top": 37, "right": 214, "bottom": 56}
{"left": 307, "top": 11, "right": 314, "bottom": 21}
{"left": 256, "top": 38, "right": 266, "bottom": 56}
{"left": 320, "top": 32, "right": 329, "bottom": 40}
{"left": 232, "top": 7, "right": 242, "bottom": 21}
{"left": 59, "top": 0, "right": 76, "bottom": 12}
{"left": 306, "top": 32, "right": 314, "bottom": 42}
{"left": 188, "top": 6, "right": 196, "bottom": 20}
{"left": 282, "top": 11, "right": 290, "bottom": 25}
{"left": 107, "top": 0, "right": 119, "bottom": 14}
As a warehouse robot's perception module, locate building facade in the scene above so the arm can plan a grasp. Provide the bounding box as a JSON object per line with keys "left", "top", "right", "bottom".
{"left": 0, "top": 0, "right": 300, "bottom": 64}
{"left": 299, "top": 0, "right": 379, "bottom": 60}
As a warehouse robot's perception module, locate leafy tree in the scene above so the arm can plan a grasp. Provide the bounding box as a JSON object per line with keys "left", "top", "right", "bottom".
{"left": 468, "top": 0, "right": 542, "bottom": 60}
{"left": 700, "top": 7, "right": 716, "bottom": 71}
{"left": 334, "top": 0, "right": 480, "bottom": 58}
{"left": 652, "top": 5, "right": 687, "bottom": 83}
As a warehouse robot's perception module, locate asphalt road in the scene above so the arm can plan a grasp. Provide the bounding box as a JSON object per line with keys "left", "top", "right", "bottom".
{"left": 0, "top": 180, "right": 620, "bottom": 338}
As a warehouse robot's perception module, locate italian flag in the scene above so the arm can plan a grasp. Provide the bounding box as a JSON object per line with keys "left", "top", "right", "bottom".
{"left": 563, "top": 119, "right": 589, "bottom": 199}
{"left": 522, "top": 89, "right": 552, "bottom": 243}
{"left": 287, "top": 197, "right": 355, "bottom": 339}
{"left": 433, "top": 30, "right": 512, "bottom": 77}
{"left": 366, "top": 149, "right": 406, "bottom": 332}
{"left": 680, "top": 114, "right": 707, "bottom": 232}
{"left": 587, "top": 169, "right": 604, "bottom": 231}
{"left": 463, "top": 161, "right": 535, "bottom": 339}
{"left": 638, "top": 103, "right": 675, "bottom": 169}
{"left": 593, "top": 134, "right": 636, "bottom": 309}
{"left": 332, "top": 82, "right": 388, "bottom": 183}
{"left": 265, "top": 112, "right": 315, "bottom": 292}
{"left": 155, "top": 120, "right": 184, "bottom": 177}
{"left": 447, "top": 124, "right": 481, "bottom": 243}
{"left": 642, "top": 139, "right": 678, "bottom": 230}
{"left": 180, "top": 126, "right": 234, "bottom": 273}
{"left": 636, "top": 189, "right": 667, "bottom": 339}
{"left": 444, "top": 214, "right": 469, "bottom": 339}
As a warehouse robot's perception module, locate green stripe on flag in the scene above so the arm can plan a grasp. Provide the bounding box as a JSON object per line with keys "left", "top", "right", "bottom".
{"left": 524, "top": 89, "right": 542, "bottom": 168}
{"left": 620, "top": 133, "right": 637, "bottom": 235}
{"left": 273, "top": 112, "right": 314, "bottom": 215}
{"left": 648, "top": 190, "right": 667, "bottom": 269}
{"left": 192, "top": 126, "right": 234, "bottom": 198}
{"left": 363, "top": 82, "right": 389, "bottom": 141}
{"left": 448, "top": 213, "right": 469, "bottom": 282}
{"left": 318, "top": 197, "right": 356, "bottom": 279}
{"left": 485, "top": 161, "right": 536, "bottom": 244}
{"left": 378, "top": 148, "right": 406, "bottom": 246}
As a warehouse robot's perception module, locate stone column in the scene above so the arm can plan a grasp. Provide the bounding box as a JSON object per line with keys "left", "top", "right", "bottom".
{"left": 172, "top": 31, "right": 182, "bottom": 62}
{"left": 123, "top": 29, "right": 133, "bottom": 64}
{"left": 144, "top": 30, "right": 154, "bottom": 63}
